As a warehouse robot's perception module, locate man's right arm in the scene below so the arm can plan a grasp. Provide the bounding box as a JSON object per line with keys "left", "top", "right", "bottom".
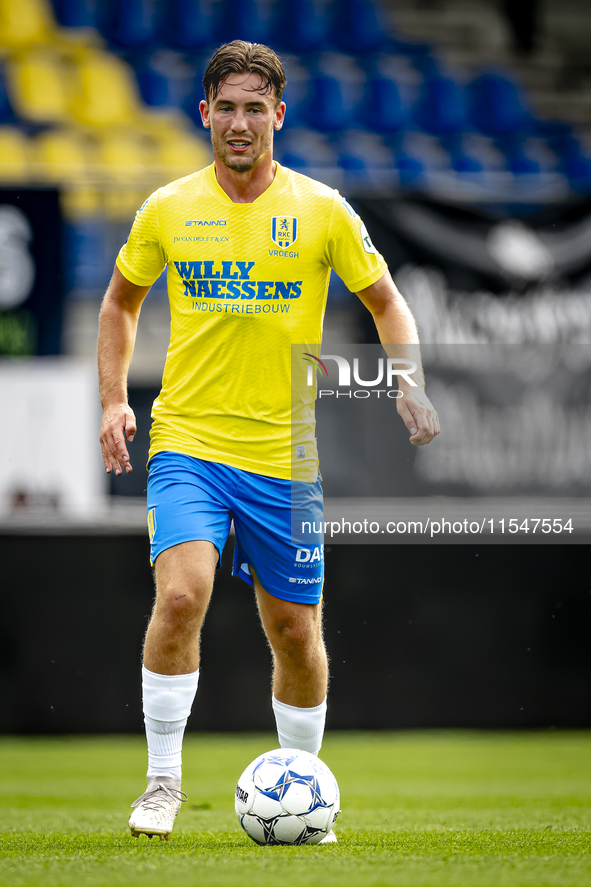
{"left": 98, "top": 266, "right": 152, "bottom": 476}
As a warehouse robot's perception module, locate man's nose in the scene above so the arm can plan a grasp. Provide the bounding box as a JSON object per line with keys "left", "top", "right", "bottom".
{"left": 231, "top": 110, "right": 248, "bottom": 131}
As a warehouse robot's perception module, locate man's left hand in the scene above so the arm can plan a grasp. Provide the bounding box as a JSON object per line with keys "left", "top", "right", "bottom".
{"left": 397, "top": 388, "right": 440, "bottom": 445}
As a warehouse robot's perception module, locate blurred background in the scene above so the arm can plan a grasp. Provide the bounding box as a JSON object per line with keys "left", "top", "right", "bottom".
{"left": 0, "top": 0, "right": 590, "bottom": 735}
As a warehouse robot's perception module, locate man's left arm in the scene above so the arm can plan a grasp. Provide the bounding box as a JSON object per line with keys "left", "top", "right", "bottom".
{"left": 356, "top": 270, "right": 440, "bottom": 446}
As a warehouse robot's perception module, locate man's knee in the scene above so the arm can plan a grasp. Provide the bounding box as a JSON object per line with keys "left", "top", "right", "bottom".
{"left": 158, "top": 584, "right": 209, "bottom": 618}
{"left": 268, "top": 611, "right": 324, "bottom": 663}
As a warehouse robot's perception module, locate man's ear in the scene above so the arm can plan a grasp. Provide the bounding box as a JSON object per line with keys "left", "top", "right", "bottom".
{"left": 274, "top": 101, "right": 286, "bottom": 130}
{"left": 200, "top": 99, "right": 211, "bottom": 128}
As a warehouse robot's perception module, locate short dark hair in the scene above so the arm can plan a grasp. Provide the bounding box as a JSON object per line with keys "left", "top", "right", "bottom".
{"left": 203, "top": 41, "right": 286, "bottom": 106}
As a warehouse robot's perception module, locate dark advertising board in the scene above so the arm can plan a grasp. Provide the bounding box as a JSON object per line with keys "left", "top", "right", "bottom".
{"left": 0, "top": 189, "right": 64, "bottom": 356}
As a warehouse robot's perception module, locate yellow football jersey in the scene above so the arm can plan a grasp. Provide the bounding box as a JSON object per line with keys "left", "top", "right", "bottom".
{"left": 116, "top": 161, "right": 387, "bottom": 481}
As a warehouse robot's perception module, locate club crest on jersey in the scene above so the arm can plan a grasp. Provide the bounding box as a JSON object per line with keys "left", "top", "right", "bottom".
{"left": 271, "top": 216, "right": 298, "bottom": 249}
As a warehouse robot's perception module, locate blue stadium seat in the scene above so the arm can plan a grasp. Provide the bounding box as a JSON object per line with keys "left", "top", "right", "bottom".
{"left": 336, "top": 130, "right": 396, "bottom": 186}
{"left": 467, "top": 72, "right": 530, "bottom": 136}
{"left": 274, "top": 127, "right": 337, "bottom": 171}
{"left": 0, "top": 67, "right": 17, "bottom": 124}
{"left": 329, "top": 0, "right": 390, "bottom": 54}
{"left": 50, "top": 0, "right": 95, "bottom": 28}
{"left": 305, "top": 73, "right": 355, "bottom": 132}
{"left": 64, "top": 221, "right": 110, "bottom": 291}
{"left": 281, "top": 62, "right": 312, "bottom": 128}
{"left": 394, "top": 148, "right": 425, "bottom": 185}
{"left": 271, "top": 0, "right": 329, "bottom": 53}
{"left": 216, "top": 0, "right": 273, "bottom": 46}
{"left": 158, "top": 0, "right": 215, "bottom": 50}
{"left": 134, "top": 51, "right": 197, "bottom": 109}
{"left": 97, "top": 0, "right": 158, "bottom": 49}
{"left": 449, "top": 147, "right": 483, "bottom": 174}
{"left": 413, "top": 75, "right": 467, "bottom": 135}
{"left": 303, "top": 55, "right": 365, "bottom": 133}
{"left": 362, "top": 74, "right": 411, "bottom": 133}
{"left": 497, "top": 134, "right": 541, "bottom": 174}
{"left": 550, "top": 134, "right": 591, "bottom": 191}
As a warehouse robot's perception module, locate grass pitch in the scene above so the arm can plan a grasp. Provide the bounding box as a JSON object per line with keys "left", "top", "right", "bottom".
{"left": 0, "top": 731, "right": 589, "bottom": 887}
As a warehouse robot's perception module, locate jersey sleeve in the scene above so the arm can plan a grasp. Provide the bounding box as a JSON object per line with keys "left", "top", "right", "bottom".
{"left": 325, "top": 193, "right": 388, "bottom": 292}
{"left": 116, "top": 190, "right": 166, "bottom": 287}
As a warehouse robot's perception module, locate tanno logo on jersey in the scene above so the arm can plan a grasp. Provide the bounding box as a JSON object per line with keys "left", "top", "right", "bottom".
{"left": 185, "top": 219, "right": 227, "bottom": 226}
{"left": 271, "top": 216, "right": 298, "bottom": 249}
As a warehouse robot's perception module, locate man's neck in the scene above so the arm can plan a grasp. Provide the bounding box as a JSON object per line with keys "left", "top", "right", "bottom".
{"left": 213, "top": 153, "right": 277, "bottom": 203}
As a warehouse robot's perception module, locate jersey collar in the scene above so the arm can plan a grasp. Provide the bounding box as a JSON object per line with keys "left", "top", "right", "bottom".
{"left": 204, "top": 161, "right": 288, "bottom": 206}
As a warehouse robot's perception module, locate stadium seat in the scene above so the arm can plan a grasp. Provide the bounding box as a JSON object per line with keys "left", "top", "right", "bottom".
{"left": 550, "top": 134, "right": 591, "bottom": 191}
{"left": 34, "top": 127, "right": 90, "bottom": 183}
{"left": 497, "top": 134, "right": 542, "bottom": 174}
{"left": 153, "top": 128, "right": 211, "bottom": 176}
{"left": 50, "top": 0, "right": 95, "bottom": 29}
{"left": 304, "top": 54, "right": 365, "bottom": 133}
{"left": 70, "top": 49, "right": 144, "bottom": 126}
{"left": 280, "top": 58, "right": 312, "bottom": 128}
{"left": 362, "top": 74, "right": 411, "bottom": 133}
{"left": 7, "top": 50, "right": 71, "bottom": 125}
{"left": 0, "top": 67, "right": 17, "bottom": 124}
{"left": 63, "top": 219, "right": 110, "bottom": 289}
{"left": 274, "top": 126, "right": 338, "bottom": 171}
{"left": 330, "top": 0, "right": 391, "bottom": 54}
{"left": 96, "top": 0, "right": 158, "bottom": 49}
{"left": 0, "top": 126, "right": 31, "bottom": 181}
{"left": 413, "top": 75, "right": 467, "bottom": 136}
{"left": 394, "top": 130, "right": 450, "bottom": 186}
{"left": 158, "top": 0, "right": 215, "bottom": 50}
{"left": 216, "top": 0, "right": 273, "bottom": 46}
{"left": 96, "top": 129, "right": 153, "bottom": 181}
{"left": 467, "top": 72, "right": 531, "bottom": 136}
{"left": 134, "top": 50, "right": 199, "bottom": 111}
{"left": 271, "top": 0, "right": 329, "bottom": 54}
{"left": 336, "top": 130, "right": 396, "bottom": 186}
{"left": 0, "top": 0, "right": 55, "bottom": 48}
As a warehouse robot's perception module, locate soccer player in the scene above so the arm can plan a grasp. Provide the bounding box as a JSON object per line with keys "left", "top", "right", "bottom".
{"left": 98, "top": 41, "right": 439, "bottom": 842}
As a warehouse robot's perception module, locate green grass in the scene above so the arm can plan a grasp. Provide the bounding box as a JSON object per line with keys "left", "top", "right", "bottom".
{"left": 1, "top": 731, "right": 590, "bottom": 887}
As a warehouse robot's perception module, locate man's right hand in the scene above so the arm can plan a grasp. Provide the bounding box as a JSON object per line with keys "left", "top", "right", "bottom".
{"left": 100, "top": 403, "right": 137, "bottom": 475}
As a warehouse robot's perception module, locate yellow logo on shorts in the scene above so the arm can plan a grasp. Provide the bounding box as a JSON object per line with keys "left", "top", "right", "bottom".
{"left": 147, "top": 508, "right": 157, "bottom": 543}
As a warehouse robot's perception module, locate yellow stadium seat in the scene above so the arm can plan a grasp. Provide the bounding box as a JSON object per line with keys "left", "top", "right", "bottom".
{"left": 154, "top": 129, "right": 212, "bottom": 177}
{"left": 0, "top": 0, "right": 55, "bottom": 48}
{"left": 96, "top": 129, "right": 155, "bottom": 181}
{"left": 71, "top": 50, "right": 143, "bottom": 127}
{"left": 7, "top": 50, "right": 71, "bottom": 124}
{"left": 0, "top": 127, "right": 31, "bottom": 181}
{"left": 34, "top": 127, "right": 90, "bottom": 183}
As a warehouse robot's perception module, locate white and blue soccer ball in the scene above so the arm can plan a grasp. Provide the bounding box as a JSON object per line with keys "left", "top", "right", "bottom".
{"left": 235, "top": 748, "right": 340, "bottom": 845}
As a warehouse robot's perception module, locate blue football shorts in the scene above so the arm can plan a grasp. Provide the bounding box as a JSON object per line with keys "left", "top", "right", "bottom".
{"left": 146, "top": 451, "right": 325, "bottom": 605}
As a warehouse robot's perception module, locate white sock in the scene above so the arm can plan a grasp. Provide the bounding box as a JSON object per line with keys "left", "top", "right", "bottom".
{"left": 272, "top": 696, "right": 327, "bottom": 756}
{"left": 142, "top": 666, "right": 199, "bottom": 782}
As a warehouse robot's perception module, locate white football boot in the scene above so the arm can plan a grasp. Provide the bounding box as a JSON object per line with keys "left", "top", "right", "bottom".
{"left": 319, "top": 830, "right": 338, "bottom": 843}
{"left": 129, "top": 777, "right": 188, "bottom": 841}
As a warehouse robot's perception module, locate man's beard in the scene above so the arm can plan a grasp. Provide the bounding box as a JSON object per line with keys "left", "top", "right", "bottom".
{"left": 211, "top": 130, "right": 272, "bottom": 173}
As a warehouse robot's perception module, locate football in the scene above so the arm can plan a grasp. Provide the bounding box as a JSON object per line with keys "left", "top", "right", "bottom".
{"left": 235, "top": 748, "right": 340, "bottom": 845}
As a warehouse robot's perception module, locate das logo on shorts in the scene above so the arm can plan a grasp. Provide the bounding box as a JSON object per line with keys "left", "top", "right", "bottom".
{"left": 271, "top": 216, "right": 298, "bottom": 249}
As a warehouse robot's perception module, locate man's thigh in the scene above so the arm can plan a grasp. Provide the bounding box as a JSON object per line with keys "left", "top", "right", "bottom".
{"left": 147, "top": 451, "right": 234, "bottom": 567}
{"left": 154, "top": 539, "right": 219, "bottom": 602}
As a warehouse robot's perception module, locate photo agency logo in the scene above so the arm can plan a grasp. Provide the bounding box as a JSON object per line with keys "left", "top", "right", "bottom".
{"left": 303, "top": 353, "right": 418, "bottom": 398}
